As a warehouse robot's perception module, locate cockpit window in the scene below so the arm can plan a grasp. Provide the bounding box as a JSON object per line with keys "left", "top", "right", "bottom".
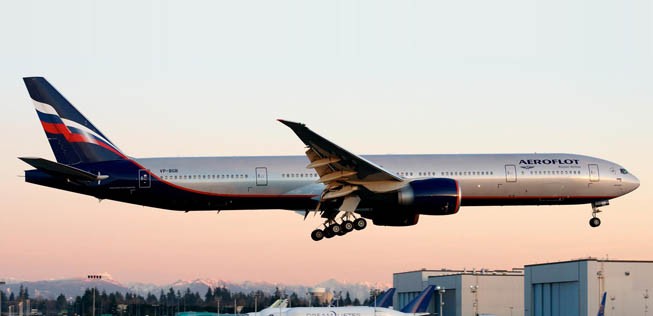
{"left": 620, "top": 168, "right": 629, "bottom": 175}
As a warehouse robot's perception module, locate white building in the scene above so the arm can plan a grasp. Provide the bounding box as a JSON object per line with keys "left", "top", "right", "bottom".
{"left": 394, "top": 268, "right": 524, "bottom": 316}
{"left": 524, "top": 258, "right": 653, "bottom": 316}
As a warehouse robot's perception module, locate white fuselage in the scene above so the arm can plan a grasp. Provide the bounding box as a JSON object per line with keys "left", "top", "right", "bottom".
{"left": 134, "top": 153, "right": 638, "bottom": 209}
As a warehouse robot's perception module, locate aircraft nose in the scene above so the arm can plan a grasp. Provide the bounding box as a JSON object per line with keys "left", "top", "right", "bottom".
{"left": 626, "top": 173, "right": 640, "bottom": 193}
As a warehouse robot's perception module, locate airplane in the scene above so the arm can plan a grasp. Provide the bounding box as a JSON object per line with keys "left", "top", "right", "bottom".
{"left": 369, "top": 288, "right": 396, "bottom": 308}
{"left": 248, "top": 286, "right": 433, "bottom": 316}
{"left": 597, "top": 292, "right": 606, "bottom": 316}
{"left": 19, "top": 77, "right": 640, "bottom": 241}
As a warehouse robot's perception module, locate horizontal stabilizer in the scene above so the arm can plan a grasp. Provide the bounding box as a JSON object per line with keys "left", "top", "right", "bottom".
{"left": 19, "top": 157, "right": 99, "bottom": 181}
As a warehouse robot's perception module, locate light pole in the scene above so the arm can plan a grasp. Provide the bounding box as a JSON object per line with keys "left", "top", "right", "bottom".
{"left": 470, "top": 285, "right": 479, "bottom": 316}
{"left": 435, "top": 287, "right": 445, "bottom": 316}
{"left": 216, "top": 298, "right": 220, "bottom": 316}
{"left": 87, "top": 275, "right": 102, "bottom": 316}
{"left": 370, "top": 289, "right": 379, "bottom": 308}
{"left": 644, "top": 289, "right": 649, "bottom": 316}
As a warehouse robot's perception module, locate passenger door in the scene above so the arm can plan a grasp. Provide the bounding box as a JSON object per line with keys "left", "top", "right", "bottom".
{"left": 505, "top": 164, "right": 517, "bottom": 182}
{"left": 255, "top": 167, "right": 268, "bottom": 186}
{"left": 589, "top": 164, "right": 600, "bottom": 182}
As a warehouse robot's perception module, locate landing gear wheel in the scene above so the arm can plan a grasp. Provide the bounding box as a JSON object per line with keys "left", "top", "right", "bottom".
{"left": 354, "top": 218, "right": 367, "bottom": 230}
{"left": 324, "top": 228, "right": 335, "bottom": 238}
{"left": 329, "top": 224, "right": 342, "bottom": 235}
{"left": 589, "top": 217, "right": 601, "bottom": 228}
{"left": 342, "top": 220, "right": 354, "bottom": 232}
{"left": 311, "top": 229, "right": 325, "bottom": 241}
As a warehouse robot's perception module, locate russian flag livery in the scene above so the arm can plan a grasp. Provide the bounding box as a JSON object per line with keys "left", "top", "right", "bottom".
{"left": 24, "top": 77, "right": 124, "bottom": 165}
{"left": 18, "top": 77, "right": 640, "bottom": 241}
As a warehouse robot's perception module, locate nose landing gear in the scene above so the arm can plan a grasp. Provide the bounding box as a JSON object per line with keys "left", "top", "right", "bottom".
{"left": 589, "top": 200, "right": 609, "bottom": 228}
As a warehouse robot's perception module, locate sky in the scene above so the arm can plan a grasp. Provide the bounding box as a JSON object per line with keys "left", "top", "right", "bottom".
{"left": 0, "top": 0, "right": 651, "bottom": 286}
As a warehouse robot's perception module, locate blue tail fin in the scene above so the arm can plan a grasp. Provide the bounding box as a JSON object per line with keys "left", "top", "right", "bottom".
{"left": 400, "top": 285, "right": 435, "bottom": 313}
{"left": 597, "top": 292, "right": 606, "bottom": 316}
{"left": 23, "top": 77, "right": 125, "bottom": 165}
{"left": 370, "top": 288, "right": 396, "bottom": 308}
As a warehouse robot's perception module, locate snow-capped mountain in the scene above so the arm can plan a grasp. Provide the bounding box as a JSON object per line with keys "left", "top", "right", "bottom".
{"left": 0, "top": 277, "right": 389, "bottom": 302}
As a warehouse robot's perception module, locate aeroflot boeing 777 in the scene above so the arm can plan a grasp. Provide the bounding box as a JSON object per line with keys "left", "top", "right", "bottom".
{"left": 20, "top": 77, "right": 640, "bottom": 241}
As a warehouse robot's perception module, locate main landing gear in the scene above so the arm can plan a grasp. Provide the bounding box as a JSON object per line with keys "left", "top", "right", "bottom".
{"left": 310, "top": 213, "right": 367, "bottom": 241}
{"left": 589, "top": 200, "right": 609, "bottom": 228}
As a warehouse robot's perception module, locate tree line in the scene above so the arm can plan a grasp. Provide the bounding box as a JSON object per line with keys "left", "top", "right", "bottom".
{"left": 0, "top": 285, "right": 383, "bottom": 316}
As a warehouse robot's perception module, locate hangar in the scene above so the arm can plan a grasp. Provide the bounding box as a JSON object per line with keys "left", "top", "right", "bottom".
{"left": 524, "top": 258, "right": 653, "bottom": 316}
{"left": 393, "top": 268, "right": 524, "bottom": 316}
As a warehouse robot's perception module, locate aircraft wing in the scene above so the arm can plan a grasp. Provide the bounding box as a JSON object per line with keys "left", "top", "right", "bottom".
{"left": 278, "top": 120, "right": 402, "bottom": 183}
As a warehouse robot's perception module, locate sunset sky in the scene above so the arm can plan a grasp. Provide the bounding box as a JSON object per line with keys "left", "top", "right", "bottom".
{"left": 1, "top": 1, "right": 651, "bottom": 286}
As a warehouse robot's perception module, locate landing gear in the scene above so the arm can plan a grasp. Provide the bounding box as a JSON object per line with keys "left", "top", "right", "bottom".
{"left": 354, "top": 218, "right": 367, "bottom": 230}
{"left": 311, "top": 229, "right": 324, "bottom": 241}
{"left": 328, "top": 223, "right": 342, "bottom": 235}
{"left": 589, "top": 217, "right": 601, "bottom": 228}
{"left": 342, "top": 220, "right": 354, "bottom": 233}
{"left": 589, "top": 200, "right": 609, "bottom": 228}
{"left": 309, "top": 214, "right": 368, "bottom": 241}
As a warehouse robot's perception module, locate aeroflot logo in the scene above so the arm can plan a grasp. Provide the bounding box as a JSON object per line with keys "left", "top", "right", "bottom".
{"left": 519, "top": 159, "right": 580, "bottom": 169}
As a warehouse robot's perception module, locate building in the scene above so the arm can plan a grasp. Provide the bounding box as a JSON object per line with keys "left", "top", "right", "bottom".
{"left": 394, "top": 268, "right": 524, "bottom": 316}
{"left": 524, "top": 258, "right": 653, "bottom": 316}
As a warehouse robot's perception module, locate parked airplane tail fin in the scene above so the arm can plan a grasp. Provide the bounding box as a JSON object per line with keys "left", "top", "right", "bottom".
{"left": 370, "top": 288, "right": 396, "bottom": 308}
{"left": 400, "top": 285, "right": 435, "bottom": 314}
{"left": 597, "top": 292, "right": 607, "bottom": 316}
{"left": 23, "top": 77, "right": 126, "bottom": 165}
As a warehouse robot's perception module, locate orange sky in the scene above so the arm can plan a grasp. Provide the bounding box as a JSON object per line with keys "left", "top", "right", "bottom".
{"left": 1, "top": 1, "right": 651, "bottom": 285}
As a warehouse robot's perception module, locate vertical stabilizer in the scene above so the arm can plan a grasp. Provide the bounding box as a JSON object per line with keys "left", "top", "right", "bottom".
{"left": 370, "top": 288, "right": 396, "bottom": 308}
{"left": 597, "top": 292, "right": 607, "bottom": 316}
{"left": 400, "top": 285, "right": 435, "bottom": 313}
{"left": 23, "top": 77, "right": 125, "bottom": 165}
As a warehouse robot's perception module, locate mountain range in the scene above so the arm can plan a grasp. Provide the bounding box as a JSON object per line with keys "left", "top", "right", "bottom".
{"left": 0, "top": 275, "right": 388, "bottom": 302}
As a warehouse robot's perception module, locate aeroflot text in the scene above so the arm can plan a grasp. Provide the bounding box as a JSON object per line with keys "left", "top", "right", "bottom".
{"left": 519, "top": 159, "right": 580, "bottom": 165}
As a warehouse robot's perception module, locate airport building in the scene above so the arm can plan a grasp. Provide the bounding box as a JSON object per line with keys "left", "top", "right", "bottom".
{"left": 524, "top": 258, "right": 653, "bottom": 316}
{"left": 393, "top": 268, "right": 524, "bottom": 316}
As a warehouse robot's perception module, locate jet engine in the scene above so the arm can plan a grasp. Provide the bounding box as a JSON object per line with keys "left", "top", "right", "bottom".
{"left": 397, "top": 178, "right": 461, "bottom": 215}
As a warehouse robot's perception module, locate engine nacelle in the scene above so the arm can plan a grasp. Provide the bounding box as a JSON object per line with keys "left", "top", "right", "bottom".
{"left": 397, "top": 178, "right": 461, "bottom": 215}
{"left": 367, "top": 210, "right": 420, "bottom": 226}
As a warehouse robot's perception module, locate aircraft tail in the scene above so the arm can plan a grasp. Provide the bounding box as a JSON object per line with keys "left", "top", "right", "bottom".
{"left": 23, "top": 77, "right": 126, "bottom": 165}
{"left": 400, "top": 285, "right": 435, "bottom": 314}
{"left": 370, "top": 288, "right": 396, "bottom": 308}
{"left": 597, "top": 292, "right": 606, "bottom": 316}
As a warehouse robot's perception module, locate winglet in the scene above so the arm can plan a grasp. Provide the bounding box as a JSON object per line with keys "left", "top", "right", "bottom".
{"left": 277, "top": 119, "right": 306, "bottom": 130}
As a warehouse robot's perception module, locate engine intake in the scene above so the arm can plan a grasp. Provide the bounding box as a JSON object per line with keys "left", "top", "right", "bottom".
{"left": 398, "top": 178, "right": 461, "bottom": 215}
